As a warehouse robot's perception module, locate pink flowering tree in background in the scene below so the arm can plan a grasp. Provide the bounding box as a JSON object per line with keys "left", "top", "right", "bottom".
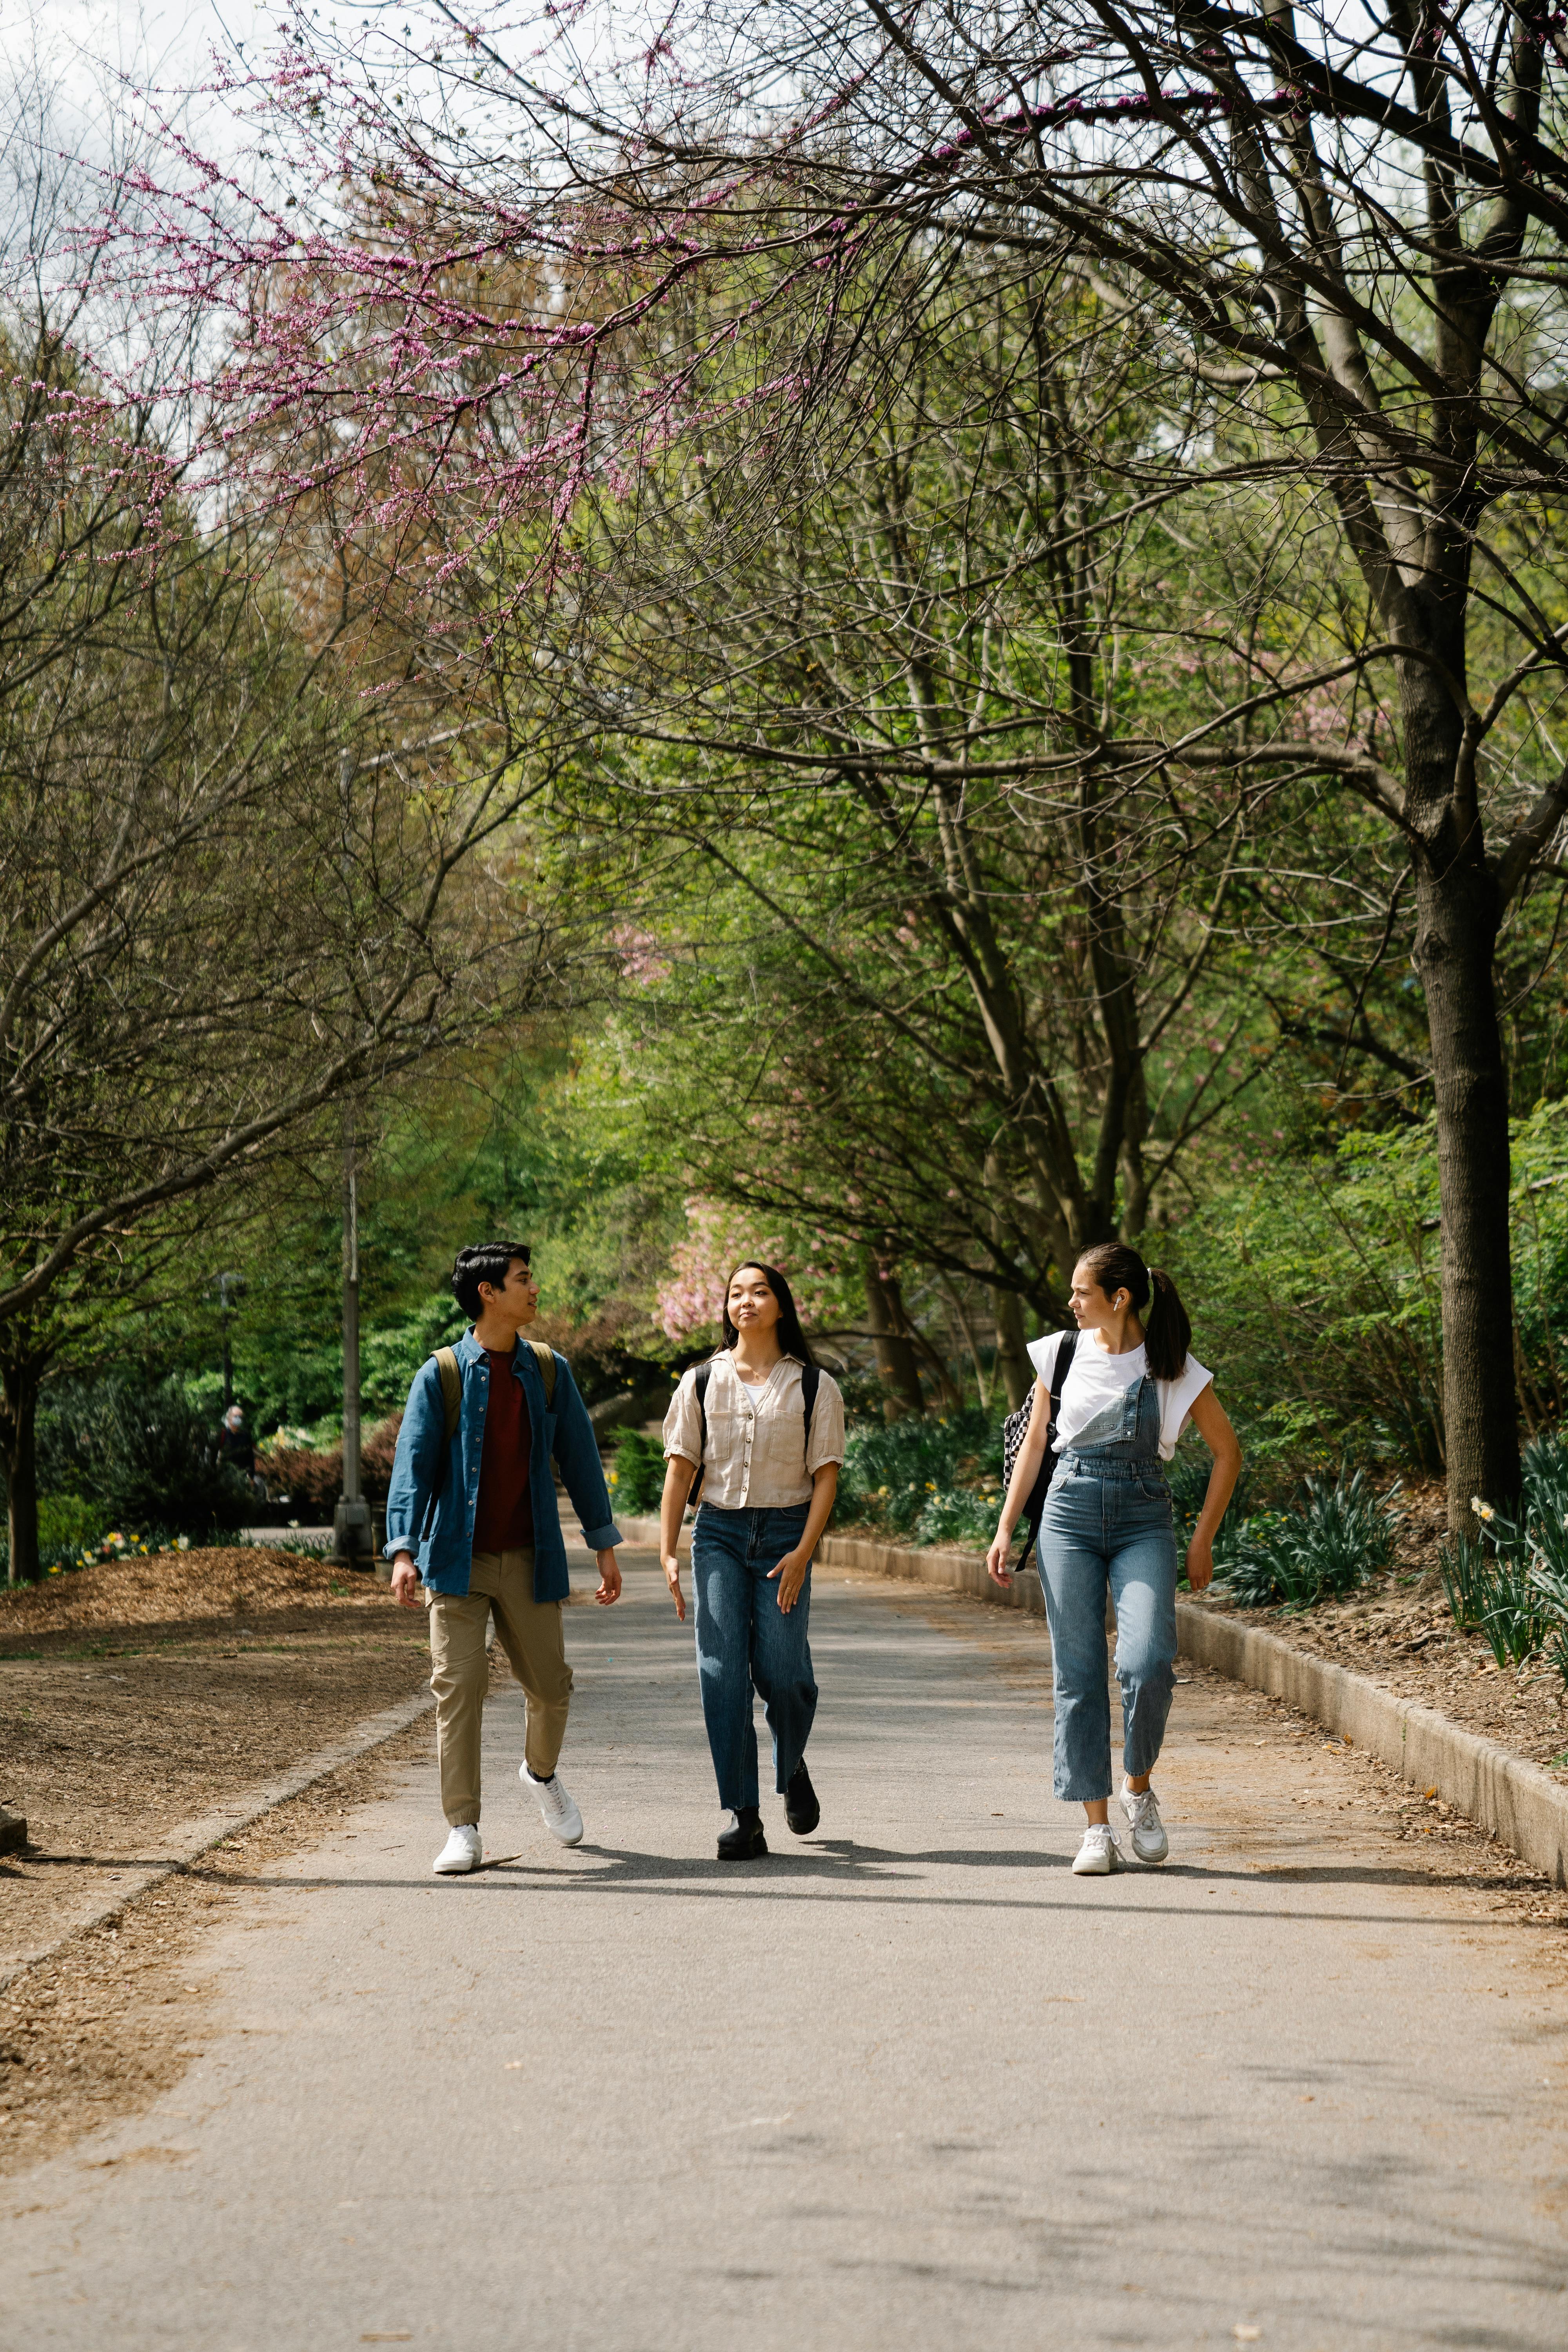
{"left": 50, "top": 0, "right": 1568, "bottom": 1517}
{"left": 655, "top": 1199, "right": 849, "bottom": 1348}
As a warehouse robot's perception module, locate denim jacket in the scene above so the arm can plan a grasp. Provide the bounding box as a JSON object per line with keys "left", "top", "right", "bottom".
{"left": 383, "top": 1329, "right": 622, "bottom": 1601}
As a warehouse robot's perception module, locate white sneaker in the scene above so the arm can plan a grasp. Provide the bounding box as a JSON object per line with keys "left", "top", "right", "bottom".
{"left": 523, "top": 1764, "right": 584, "bottom": 1845}
{"left": 1072, "top": 1824, "right": 1125, "bottom": 1876}
{"left": 433, "top": 1824, "right": 483, "bottom": 1875}
{"left": 1120, "top": 1781, "right": 1170, "bottom": 1864}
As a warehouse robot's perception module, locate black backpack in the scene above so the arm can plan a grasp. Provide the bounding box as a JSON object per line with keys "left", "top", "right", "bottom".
{"left": 1000, "top": 1330, "right": 1078, "bottom": 1568}
{"left": 687, "top": 1358, "right": 822, "bottom": 1506}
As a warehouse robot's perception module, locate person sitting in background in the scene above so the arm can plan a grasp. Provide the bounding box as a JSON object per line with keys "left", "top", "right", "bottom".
{"left": 216, "top": 1403, "right": 254, "bottom": 1478}
{"left": 385, "top": 1241, "right": 624, "bottom": 1877}
{"left": 217, "top": 1404, "right": 269, "bottom": 1501}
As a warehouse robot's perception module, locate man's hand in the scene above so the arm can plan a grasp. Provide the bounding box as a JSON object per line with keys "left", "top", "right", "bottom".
{"left": 1185, "top": 1532, "right": 1214, "bottom": 1592}
{"left": 390, "top": 1552, "right": 421, "bottom": 1608}
{"left": 768, "top": 1548, "right": 810, "bottom": 1615}
{"left": 594, "top": 1547, "right": 622, "bottom": 1606}
{"left": 662, "top": 1553, "right": 686, "bottom": 1622}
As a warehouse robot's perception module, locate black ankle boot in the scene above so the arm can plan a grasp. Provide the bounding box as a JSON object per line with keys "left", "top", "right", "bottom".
{"left": 717, "top": 1805, "right": 768, "bottom": 1860}
{"left": 785, "top": 1760, "right": 820, "bottom": 1836}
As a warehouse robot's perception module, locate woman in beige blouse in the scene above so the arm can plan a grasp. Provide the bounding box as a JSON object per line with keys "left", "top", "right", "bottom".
{"left": 660, "top": 1263, "right": 846, "bottom": 1859}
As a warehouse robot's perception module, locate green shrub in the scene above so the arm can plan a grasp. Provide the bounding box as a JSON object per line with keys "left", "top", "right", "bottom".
{"left": 911, "top": 1486, "right": 1001, "bottom": 1547}
{"left": 1163, "top": 1103, "right": 1568, "bottom": 1487}
{"left": 1445, "top": 1428, "right": 1568, "bottom": 1675}
{"left": 837, "top": 1408, "right": 1003, "bottom": 1539}
{"left": 1216, "top": 1466, "right": 1399, "bottom": 1612}
{"left": 37, "top": 1377, "right": 249, "bottom": 1539}
{"left": 606, "top": 1428, "right": 668, "bottom": 1515}
{"left": 1167, "top": 1453, "right": 1253, "bottom": 1580}
{"left": 0, "top": 1492, "right": 103, "bottom": 1580}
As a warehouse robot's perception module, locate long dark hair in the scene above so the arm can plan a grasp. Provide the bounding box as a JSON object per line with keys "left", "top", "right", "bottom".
{"left": 721, "top": 1262, "right": 816, "bottom": 1367}
{"left": 1076, "top": 1242, "right": 1191, "bottom": 1381}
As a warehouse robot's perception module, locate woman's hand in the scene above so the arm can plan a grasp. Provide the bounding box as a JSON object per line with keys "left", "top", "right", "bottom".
{"left": 986, "top": 1530, "right": 1015, "bottom": 1586}
{"left": 1185, "top": 1530, "right": 1214, "bottom": 1592}
{"left": 662, "top": 1552, "right": 686, "bottom": 1621}
{"left": 769, "top": 1548, "right": 810, "bottom": 1614}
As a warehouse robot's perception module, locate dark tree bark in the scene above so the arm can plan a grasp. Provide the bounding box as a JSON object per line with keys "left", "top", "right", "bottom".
{"left": 991, "top": 1284, "right": 1033, "bottom": 1413}
{"left": 863, "top": 1256, "right": 927, "bottom": 1420}
{"left": 1, "top": 1343, "right": 44, "bottom": 1586}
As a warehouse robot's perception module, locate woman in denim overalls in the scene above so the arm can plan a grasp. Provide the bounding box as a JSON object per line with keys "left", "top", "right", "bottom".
{"left": 987, "top": 1244, "right": 1241, "bottom": 1875}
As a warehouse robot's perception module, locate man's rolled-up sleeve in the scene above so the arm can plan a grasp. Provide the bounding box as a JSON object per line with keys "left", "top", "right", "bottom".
{"left": 552, "top": 1358, "right": 623, "bottom": 1550}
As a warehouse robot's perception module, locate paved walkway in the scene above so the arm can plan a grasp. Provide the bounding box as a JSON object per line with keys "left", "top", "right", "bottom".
{"left": 6, "top": 1554, "right": 1568, "bottom": 2349}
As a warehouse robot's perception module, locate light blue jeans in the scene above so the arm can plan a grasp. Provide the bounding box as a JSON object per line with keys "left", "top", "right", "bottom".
{"left": 691, "top": 1503, "right": 817, "bottom": 1811}
{"left": 1036, "top": 1448, "right": 1178, "bottom": 1804}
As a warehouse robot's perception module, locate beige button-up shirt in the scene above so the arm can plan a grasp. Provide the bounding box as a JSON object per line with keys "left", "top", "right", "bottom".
{"left": 663, "top": 1354, "right": 846, "bottom": 1509}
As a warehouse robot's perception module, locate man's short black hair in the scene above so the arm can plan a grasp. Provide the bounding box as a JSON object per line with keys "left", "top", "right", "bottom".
{"left": 452, "top": 1241, "right": 532, "bottom": 1321}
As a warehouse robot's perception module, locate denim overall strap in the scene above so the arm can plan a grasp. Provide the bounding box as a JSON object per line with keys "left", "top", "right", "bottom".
{"left": 1056, "top": 1371, "right": 1163, "bottom": 1479}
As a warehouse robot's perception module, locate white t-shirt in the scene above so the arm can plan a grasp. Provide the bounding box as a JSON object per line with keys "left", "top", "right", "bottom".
{"left": 1025, "top": 1331, "right": 1213, "bottom": 1462}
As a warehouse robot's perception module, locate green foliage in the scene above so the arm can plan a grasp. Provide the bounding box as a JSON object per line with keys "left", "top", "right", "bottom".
{"left": 38, "top": 1377, "right": 249, "bottom": 1538}
{"left": 1215, "top": 1466, "right": 1400, "bottom": 1612}
{"left": 1165, "top": 1103, "right": 1568, "bottom": 1485}
{"left": 606, "top": 1429, "right": 668, "bottom": 1515}
{"left": 1443, "top": 1430, "right": 1568, "bottom": 1676}
{"left": 837, "top": 1408, "right": 1003, "bottom": 1541}
{"left": 0, "top": 1492, "right": 104, "bottom": 1581}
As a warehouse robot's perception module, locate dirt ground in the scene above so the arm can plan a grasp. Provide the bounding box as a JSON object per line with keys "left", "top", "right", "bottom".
{"left": 1187, "top": 1478, "right": 1568, "bottom": 1775}
{"left": 0, "top": 1547, "right": 432, "bottom": 1970}
{"left": 0, "top": 1713, "right": 434, "bottom": 2179}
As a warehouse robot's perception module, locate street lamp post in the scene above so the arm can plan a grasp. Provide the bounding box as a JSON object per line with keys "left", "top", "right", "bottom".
{"left": 212, "top": 1271, "right": 243, "bottom": 1409}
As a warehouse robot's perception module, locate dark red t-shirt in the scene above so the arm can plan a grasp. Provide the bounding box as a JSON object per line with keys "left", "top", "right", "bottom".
{"left": 472, "top": 1347, "right": 534, "bottom": 1552}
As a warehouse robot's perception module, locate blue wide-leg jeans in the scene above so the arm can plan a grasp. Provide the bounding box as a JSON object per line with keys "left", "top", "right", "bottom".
{"left": 1036, "top": 1451, "right": 1178, "bottom": 1804}
{"left": 692, "top": 1502, "right": 817, "bottom": 1811}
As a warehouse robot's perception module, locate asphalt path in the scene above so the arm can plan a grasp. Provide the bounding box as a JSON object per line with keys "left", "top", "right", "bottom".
{"left": 5, "top": 1552, "right": 1568, "bottom": 2350}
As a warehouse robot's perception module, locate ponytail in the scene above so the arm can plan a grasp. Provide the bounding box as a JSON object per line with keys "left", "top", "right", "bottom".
{"left": 1143, "top": 1268, "right": 1191, "bottom": 1382}
{"left": 1076, "top": 1243, "right": 1191, "bottom": 1381}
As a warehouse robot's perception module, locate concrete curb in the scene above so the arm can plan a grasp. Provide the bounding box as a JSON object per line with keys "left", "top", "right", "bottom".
{"left": 815, "top": 1532, "right": 1568, "bottom": 1889}
{"left": 0, "top": 1683, "right": 435, "bottom": 1996}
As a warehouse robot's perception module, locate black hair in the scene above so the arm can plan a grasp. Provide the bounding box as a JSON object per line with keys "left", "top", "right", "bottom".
{"left": 720, "top": 1261, "right": 816, "bottom": 1367}
{"left": 452, "top": 1241, "right": 532, "bottom": 1322}
{"left": 1075, "top": 1242, "right": 1192, "bottom": 1381}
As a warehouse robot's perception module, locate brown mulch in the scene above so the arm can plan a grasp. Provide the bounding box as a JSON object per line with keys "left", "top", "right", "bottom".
{"left": 1187, "top": 1476, "right": 1568, "bottom": 1776}
{"left": 0, "top": 1713, "right": 433, "bottom": 2180}
{"left": 0, "top": 1546, "right": 431, "bottom": 1971}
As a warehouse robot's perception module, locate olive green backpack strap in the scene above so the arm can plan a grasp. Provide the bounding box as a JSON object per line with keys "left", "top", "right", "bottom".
{"left": 525, "top": 1338, "right": 557, "bottom": 1410}
{"left": 434, "top": 1347, "right": 462, "bottom": 1445}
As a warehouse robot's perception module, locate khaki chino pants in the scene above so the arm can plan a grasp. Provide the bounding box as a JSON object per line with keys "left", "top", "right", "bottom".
{"left": 425, "top": 1547, "right": 573, "bottom": 1827}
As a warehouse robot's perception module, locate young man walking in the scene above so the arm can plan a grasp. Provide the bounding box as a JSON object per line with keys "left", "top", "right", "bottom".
{"left": 385, "top": 1241, "right": 624, "bottom": 1876}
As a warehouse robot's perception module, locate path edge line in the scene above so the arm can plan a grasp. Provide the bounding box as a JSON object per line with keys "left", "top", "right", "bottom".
{"left": 812, "top": 1532, "right": 1568, "bottom": 1888}
{"left": 0, "top": 1683, "right": 435, "bottom": 1997}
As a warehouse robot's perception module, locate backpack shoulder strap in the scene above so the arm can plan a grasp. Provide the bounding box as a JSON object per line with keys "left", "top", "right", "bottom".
{"left": 526, "top": 1338, "right": 557, "bottom": 1410}
{"left": 434, "top": 1347, "right": 462, "bottom": 1445}
{"left": 1049, "top": 1328, "right": 1078, "bottom": 1414}
{"left": 686, "top": 1362, "right": 714, "bottom": 1504}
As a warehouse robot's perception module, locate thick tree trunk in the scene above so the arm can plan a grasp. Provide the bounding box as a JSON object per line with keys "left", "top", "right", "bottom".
{"left": 1, "top": 1352, "right": 42, "bottom": 1585}
{"left": 991, "top": 1285, "right": 1032, "bottom": 1411}
{"left": 862, "top": 1256, "right": 926, "bottom": 1421}
{"left": 1414, "top": 848, "right": 1520, "bottom": 1524}
{"left": 1402, "top": 658, "right": 1521, "bottom": 1526}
